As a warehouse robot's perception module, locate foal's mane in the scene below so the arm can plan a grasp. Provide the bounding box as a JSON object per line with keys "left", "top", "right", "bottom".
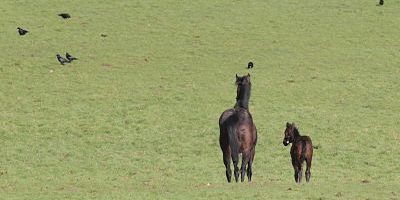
{"left": 292, "top": 126, "right": 301, "bottom": 137}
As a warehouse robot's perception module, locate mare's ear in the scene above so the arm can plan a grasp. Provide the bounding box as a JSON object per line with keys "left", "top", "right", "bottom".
{"left": 247, "top": 73, "right": 250, "bottom": 77}
{"left": 286, "top": 122, "right": 290, "bottom": 127}
{"left": 236, "top": 74, "right": 239, "bottom": 79}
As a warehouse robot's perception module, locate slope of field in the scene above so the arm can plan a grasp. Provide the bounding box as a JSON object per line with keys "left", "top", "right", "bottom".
{"left": 1, "top": 0, "right": 399, "bottom": 199}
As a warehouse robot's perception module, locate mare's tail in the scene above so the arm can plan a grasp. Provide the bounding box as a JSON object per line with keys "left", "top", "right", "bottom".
{"left": 228, "top": 125, "right": 239, "bottom": 160}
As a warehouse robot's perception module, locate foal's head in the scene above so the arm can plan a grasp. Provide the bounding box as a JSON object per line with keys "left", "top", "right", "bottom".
{"left": 234, "top": 73, "right": 251, "bottom": 109}
{"left": 283, "top": 122, "right": 299, "bottom": 146}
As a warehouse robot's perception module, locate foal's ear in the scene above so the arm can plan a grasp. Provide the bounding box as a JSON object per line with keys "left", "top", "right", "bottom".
{"left": 247, "top": 73, "right": 250, "bottom": 77}
{"left": 286, "top": 122, "right": 290, "bottom": 127}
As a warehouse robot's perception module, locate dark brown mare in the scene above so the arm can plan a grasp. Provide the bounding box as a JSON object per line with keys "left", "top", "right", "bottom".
{"left": 219, "top": 74, "right": 257, "bottom": 182}
{"left": 283, "top": 122, "right": 313, "bottom": 183}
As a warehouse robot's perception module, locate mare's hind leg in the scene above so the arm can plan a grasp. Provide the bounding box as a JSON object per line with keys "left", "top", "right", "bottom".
{"left": 240, "top": 151, "right": 251, "bottom": 182}
{"left": 247, "top": 148, "right": 255, "bottom": 182}
{"left": 222, "top": 150, "right": 232, "bottom": 182}
{"left": 305, "top": 158, "right": 312, "bottom": 182}
{"left": 232, "top": 156, "right": 239, "bottom": 182}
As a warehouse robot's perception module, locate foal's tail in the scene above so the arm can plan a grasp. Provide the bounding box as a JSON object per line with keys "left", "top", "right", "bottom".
{"left": 301, "top": 140, "right": 307, "bottom": 162}
{"left": 228, "top": 126, "right": 239, "bottom": 159}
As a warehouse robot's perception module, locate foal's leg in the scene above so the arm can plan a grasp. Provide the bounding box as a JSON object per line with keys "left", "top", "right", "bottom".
{"left": 240, "top": 151, "right": 250, "bottom": 182}
{"left": 305, "top": 157, "right": 312, "bottom": 182}
{"left": 223, "top": 150, "right": 232, "bottom": 182}
{"left": 247, "top": 148, "right": 255, "bottom": 182}
{"left": 298, "top": 162, "right": 304, "bottom": 183}
{"left": 292, "top": 158, "right": 304, "bottom": 183}
{"left": 292, "top": 159, "right": 300, "bottom": 183}
{"left": 294, "top": 168, "right": 299, "bottom": 183}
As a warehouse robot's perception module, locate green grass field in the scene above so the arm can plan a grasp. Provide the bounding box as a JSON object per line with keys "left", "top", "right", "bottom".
{"left": 1, "top": 0, "right": 400, "bottom": 199}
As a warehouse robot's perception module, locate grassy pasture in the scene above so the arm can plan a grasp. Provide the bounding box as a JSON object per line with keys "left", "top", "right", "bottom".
{"left": 1, "top": 0, "right": 400, "bottom": 199}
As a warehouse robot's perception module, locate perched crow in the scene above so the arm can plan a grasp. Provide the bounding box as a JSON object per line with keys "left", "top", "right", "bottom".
{"left": 58, "top": 13, "right": 71, "bottom": 19}
{"left": 248, "top": 62, "right": 254, "bottom": 69}
{"left": 379, "top": 0, "right": 384, "bottom": 5}
{"left": 57, "top": 54, "right": 69, "bottom": 65}
{"left": 17, "top": 27, "right": 28, "bottom": 36}
{"left": 65, "top": 53, "right": 77, "bottom": 62}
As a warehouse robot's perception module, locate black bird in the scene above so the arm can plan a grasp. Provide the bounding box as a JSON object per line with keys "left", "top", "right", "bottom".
{"left": 17, "top": 27, "right": 28, "bottom": 36}
{"left": 58, "top": 13, "right": 71, "bottom": 19}
{"left": 57, "top": 54, "right": 69, "bottom": 65}
{"left": 248, "top": 62, "right": 254, "bottom": 69}
{"left": 65, "top": 53, "right": 77, "bottom": 62}
{"left": 379, "top": 0, "right": 384, "bottom": 5}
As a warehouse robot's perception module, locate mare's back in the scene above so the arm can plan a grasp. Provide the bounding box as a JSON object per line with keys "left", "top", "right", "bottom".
{"left": 220, "top": 108, "right": 254, "bottom": 126}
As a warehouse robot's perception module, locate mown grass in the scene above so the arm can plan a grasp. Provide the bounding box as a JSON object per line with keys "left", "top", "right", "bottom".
{"left": 1, "top": 0, "right": 399, "bottom": 199}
